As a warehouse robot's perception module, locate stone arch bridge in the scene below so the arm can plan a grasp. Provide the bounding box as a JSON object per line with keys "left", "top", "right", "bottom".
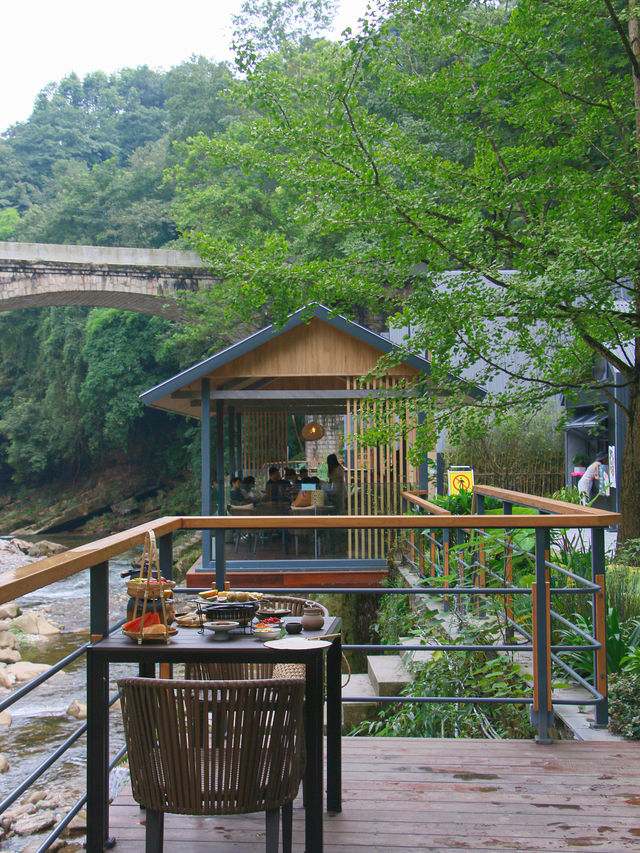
{"left": 0, "top": 241, "right": 219, "bottom": 321}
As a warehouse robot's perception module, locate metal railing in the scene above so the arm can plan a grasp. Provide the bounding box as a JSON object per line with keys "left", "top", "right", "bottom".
{"left": 0, "top": 489, "right": 618, "bottom": 850}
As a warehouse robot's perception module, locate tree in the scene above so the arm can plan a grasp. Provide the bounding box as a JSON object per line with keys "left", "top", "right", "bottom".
{"left": 172, "top": 0, "right": 640, "bottom": 540}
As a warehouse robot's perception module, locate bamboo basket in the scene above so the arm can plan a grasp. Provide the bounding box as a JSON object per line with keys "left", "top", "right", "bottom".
{"left": 123, "top": 531, "right": 175, "bottom": 644}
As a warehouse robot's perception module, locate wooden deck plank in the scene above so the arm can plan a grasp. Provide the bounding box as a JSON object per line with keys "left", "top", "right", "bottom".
{"left": 108, "top": 737, "right": 640, "bottom": 852}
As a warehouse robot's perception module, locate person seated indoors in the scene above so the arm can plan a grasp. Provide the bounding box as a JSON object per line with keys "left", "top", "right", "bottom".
{"left": 264, "top": 465, "right": 290, "bottom": 503}
{"left": 241, "top": 475, "right": 262, "bottom": 505}
{"left": 283, "top": 467, "right": 299, "bottom": 499}
{"left": 229, "top": 476, "right": 251, "bottom": 506}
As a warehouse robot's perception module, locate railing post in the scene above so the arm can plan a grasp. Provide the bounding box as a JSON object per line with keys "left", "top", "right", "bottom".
{"left": 456, "top": 528, "right": 464, "bottom": 614}
{"left": 158, "top": 532, "right": 173, "bottom": 581}
{"left": 476, "top": 494, "right": 486, "bottom": 616}
{"left": 503, "top": 501, "right": 513, "bottom": 643}
{"left": 88, "top": 561, "right": 112, "bottom": 849}
{"left": 591, "top": 526, "right": 608, "bottom": 727}
{"left": 443, "top": 528, "right": 450, "bottom": 612}
{"left": 531, "top": 528, "right": 554, "bottom": 743}
{"left": 90, "top": 561, "right": 109, "bottom": 642}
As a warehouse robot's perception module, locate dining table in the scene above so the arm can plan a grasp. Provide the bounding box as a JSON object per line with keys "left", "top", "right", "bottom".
{"left": 86, "top": 614, "right": 342, "bottom": 853}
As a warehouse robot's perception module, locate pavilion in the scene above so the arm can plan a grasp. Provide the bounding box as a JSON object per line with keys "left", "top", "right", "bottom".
{"left": 140, "top": 304, "right": 433, "bottom": 587}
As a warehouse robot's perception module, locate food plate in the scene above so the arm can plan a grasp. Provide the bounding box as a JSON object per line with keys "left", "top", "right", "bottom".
{"left": 175, "top": 613, "right": 201, "bottom": 628}
{"left": 257, "top": 608, "right": 291, "bottom": 618}
{"left": 122, "top": 625, "right": 178, "bottom": 642}
{"left": 202, "top": 620, "right": 240, "bottom": 641}
{"left": 198, "top": 592, "right": 264, "bottom": 603}
{"left": 264, "top": 637, "right": 331, "bottom": 651}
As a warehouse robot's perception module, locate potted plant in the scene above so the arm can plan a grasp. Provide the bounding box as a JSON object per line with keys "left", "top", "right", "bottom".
{"left": 572, "top": 453, "right": 590, "bottom": 474}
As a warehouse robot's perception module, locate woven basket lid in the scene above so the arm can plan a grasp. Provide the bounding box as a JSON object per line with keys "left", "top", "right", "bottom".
{"left": 300, "top": 421, "right": 325, "bottom": 441}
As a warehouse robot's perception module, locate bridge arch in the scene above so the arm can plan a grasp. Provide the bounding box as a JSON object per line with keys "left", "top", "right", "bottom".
{"left": 0, "top": 242, "right": 218, "bottom": 321}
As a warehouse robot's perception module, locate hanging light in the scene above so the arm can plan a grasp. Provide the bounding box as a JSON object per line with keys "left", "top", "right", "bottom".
{"left": 301, "top": 421, "right": 325, "bottom": 441}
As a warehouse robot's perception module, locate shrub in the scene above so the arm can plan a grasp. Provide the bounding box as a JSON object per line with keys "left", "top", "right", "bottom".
{"left": 608, "top": 672, "right": 640, "bottom": 739}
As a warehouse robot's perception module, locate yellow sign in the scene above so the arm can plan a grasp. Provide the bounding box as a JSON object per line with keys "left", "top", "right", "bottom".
{"left": 448, "top": 469, "right": 474, "bottom": 495}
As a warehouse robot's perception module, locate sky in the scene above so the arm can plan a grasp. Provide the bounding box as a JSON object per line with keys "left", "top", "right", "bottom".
{"left": 0, "top": 0, "right": 371, "bottom": 134}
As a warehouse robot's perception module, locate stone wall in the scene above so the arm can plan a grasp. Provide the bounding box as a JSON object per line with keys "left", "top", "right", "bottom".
{"left": 303, "top": 415, "right": 345, "bottom": 466}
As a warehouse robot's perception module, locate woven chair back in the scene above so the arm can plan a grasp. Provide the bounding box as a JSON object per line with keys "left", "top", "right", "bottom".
{"left": 118, "top": 677, "right": 306, "bottom": 816}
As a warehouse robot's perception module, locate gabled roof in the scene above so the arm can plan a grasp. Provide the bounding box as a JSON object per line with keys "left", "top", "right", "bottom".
{"left": 140, "top": 304, "right": 435, "bottom": 417}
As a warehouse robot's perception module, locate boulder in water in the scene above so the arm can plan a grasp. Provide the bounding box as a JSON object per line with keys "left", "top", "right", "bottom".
{"left": 12, "top": 611, "right": 60, "bottom": 635}
{"left": 6, "top": 661, "right": 51, "bottom": 682}
{"left": 13, "top": 810, "right": 57, "bottom": 835}
{"left": 0, "top": 647, "right": 21, "bottom": 664}
{"left": 66, "top": 699, "right": 87, "bottom": 719}
{"left": 0, "top": 603, "right": 18, "bottom": 620}
{"left": 0, "top": 753, "right": 8, "bottom": 772}
{"left": 0, "top": 710, "right": 11, "bottom": 726}
{"left": 0, "top": 664, "right": 15, "bottom": 688}
{"left": 0, "top": 630, "right": 18, "bottom": 649}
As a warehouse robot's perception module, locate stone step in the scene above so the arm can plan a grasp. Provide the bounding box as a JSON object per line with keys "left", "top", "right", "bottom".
{"left": 367, "top": 654, "right": 415, "bottom": 696}
{"left": 341, "top": 673, "right": 381, "bottom": 730}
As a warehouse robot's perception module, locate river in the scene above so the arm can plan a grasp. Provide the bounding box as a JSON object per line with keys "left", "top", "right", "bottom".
{"left": 0, "top": 538, "right": 145, "bottom": 849}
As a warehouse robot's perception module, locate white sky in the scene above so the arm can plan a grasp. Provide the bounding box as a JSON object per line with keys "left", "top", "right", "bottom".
{"left": 1, "top": 0, "right": 371, "bottom": 134}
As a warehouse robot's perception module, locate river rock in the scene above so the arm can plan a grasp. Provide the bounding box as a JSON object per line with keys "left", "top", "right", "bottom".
{"left": 13, "top": 810, "right": 57, "bottom": 835}
{"left": 0, "top": 647, "right": 21, "bottom": 663}
{"left": 0, "top": 664, "right": 15, "bottom": 688}
{"left": 24, "top": 789, "right": 47, "bottom": 805}
{"left": 0, "top": 603, "right": 19, "bottom": 619}
{"left": 6, "top": 661, "right": 51, "bottom": 681}
{"left": 0, "top": 754, "right": 9, "bottom": 772}
{"left": 66, "top": 699, "right": 87, "bottom": 720}
{"left": 23, "top": 539, "right": 67, "bottom": 558}
{"left": 12, "top": 611, "right": 60, "bottom": 635}
{"left": 0, "top": 630, "right": 18, "bottom": 649}
{"left": 0, "top": 710, "right": 11, "bottom": 727}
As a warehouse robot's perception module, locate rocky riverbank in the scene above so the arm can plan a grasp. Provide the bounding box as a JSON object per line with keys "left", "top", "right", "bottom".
{"left": 0, "top": 538, "right": 92, "bottom": 851}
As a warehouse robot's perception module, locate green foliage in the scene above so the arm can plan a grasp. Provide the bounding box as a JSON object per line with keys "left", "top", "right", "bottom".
{"left": 447, "top": 406, "right": 564, "bottom": 476}
{"left": 553, "top": 606, "right": 638, "bottom": 680}
{"left": 549, "top": 485, "right": 581, "bottom": 505}
{"left": 353, "top": 619, "right": 535, "bottom": 739}
{"left": 608, "top": 672, "right": 640, "bottom": 739}
{"left": 80, "top": 309, "right": 178, "bottom": 452}
{"left": 0, "top": 207, "right": 19, "bottom": 238}
{"left": 169, "top": 0, "right": 640, "bottom": 540}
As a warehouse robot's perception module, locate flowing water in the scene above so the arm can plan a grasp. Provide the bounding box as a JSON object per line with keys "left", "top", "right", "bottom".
{"left": 0, "top": 538, "right": 145, "bottom": 846}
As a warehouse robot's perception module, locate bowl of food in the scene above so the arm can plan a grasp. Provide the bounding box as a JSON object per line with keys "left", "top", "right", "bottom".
{"left": 253, "top": 619, "right": 283, "bottom": 642}
{"left": 203, "top": 620, "right": 239, "bottom": 641}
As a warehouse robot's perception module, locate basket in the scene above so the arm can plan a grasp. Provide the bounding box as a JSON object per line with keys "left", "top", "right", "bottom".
{"left": 126, "top": 579, "right": 175, "bottom": 598}
{"left": 124, "top": 532, "right": 173, "bottom": 643}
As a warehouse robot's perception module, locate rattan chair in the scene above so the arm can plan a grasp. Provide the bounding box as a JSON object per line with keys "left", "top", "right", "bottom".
{"left": 118, "top": 677, "right": 306, "bottom": 853}
{"left": 262, "top": 596, "right": 329, "bottom": 618}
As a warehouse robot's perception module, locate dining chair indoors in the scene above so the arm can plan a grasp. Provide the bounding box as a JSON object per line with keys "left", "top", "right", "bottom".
{"left": 118, "top": 676, "right": 306, "bottom": 853}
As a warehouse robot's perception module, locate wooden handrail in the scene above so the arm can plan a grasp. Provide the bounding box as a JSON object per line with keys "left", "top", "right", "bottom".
{"left": 401, "top": 491, "right": 452, "bottom": 515}
{"left": 0, "top": 505, "right": 620, "bottom": 605}
{"left": 0, "top": 517, "right": 182, "bottom": 604}
{"left": 473, "top": 484, "right": 606, "bottom": 515}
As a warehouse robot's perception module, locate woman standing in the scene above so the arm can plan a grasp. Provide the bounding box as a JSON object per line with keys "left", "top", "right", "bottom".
{"left": 577, "top": 451, "right": 608, "bottom": 504}
{"left": 326, "top": 453, "right": 346, "bottom": 513}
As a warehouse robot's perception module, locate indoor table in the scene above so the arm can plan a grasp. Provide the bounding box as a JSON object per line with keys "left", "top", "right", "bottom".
{"left": 86, "top": 616, "right": 342, "bottom": 853}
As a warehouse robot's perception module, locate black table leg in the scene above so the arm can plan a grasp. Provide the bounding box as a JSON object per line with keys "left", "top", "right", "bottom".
{"left": 304, "top": 651, "right": 323, "bottom": 853}
{"left": 326, "top": 635, "right": 342, "bottom": 813}
{"left": 86, "top": 650, "right": 109, "bottom": 852}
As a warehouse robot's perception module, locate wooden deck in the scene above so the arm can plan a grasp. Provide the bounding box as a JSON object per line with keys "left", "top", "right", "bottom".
{"left": 109, "top": 736, "right": 640, "bottom": 851}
